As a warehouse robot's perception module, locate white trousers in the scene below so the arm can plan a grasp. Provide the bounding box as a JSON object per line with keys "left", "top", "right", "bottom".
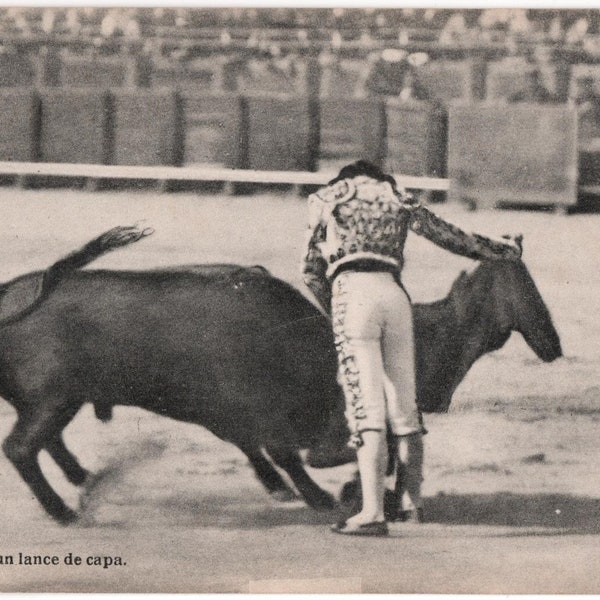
{"left": 331, "top": 271, "right": 422, "bottom": 448}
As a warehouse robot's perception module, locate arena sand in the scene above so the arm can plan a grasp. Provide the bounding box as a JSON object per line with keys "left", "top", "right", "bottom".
{"left": 0, "top": 187, "right": 598, "bottom": 593}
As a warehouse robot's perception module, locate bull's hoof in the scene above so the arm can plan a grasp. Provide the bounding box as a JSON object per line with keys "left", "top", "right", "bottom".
{"left": 383, "top": 489, "right": 424, "bottom": 522}
{"left": 383, "top": 489, "right": 398, "bottom": 519}
{"left": 340, "top": 477, "right": 361, "bottom": 506}
{"left": 270, "top": 488, "right": 299, "bottom": 503}
{"left": 65, "top": 466, "right": 90, "bottom": 487}
{"left": 308, "top": 490, "right": 337, "bottom": 511}
{"left": 55, "top": 507, "right": 79, "bottom": 526}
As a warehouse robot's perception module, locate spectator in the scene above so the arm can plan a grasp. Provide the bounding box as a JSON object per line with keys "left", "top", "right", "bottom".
{"left": 331, "top": 30, "right": 343, "bottom": 50}
{"left": 6, "top": 7, "right": 31, "bottom": 35}
{"left": 64, "top": 8, "right": 82, "bottom": 36}
{"left": 220, "top": 29, "right": 232, "bottom": 47}
{"left": 570, "top": 76, "right": 600, "bottom": 139}
{"left": 361, "top": 49, "right": 429, "bottom": 100}
{"left": 479, "top": 8, "right": 510, "bottom": 31}
{"left": 174, "top": 8, "right": 189, "bottom": 28}
{"left": 565, "top": 16, "right": 589, "bottom": 45}
{"left": 508, "top": 69, "right": 559, "bottom": 103}
{"left": 296, "top": 28, "right": 309, "bottom": 48}
{"left": 100, "top": 8, "right": 121, "bottom": 38}
{"left": 151, "top": 8, "right": 175, "bottom": 28}
{"left": 40, "top": 8, "right": 58, "bottom": 35}
{"left": 508, "top": 9, "right": 534, "bottom": 36}
{"left": 583, "top": 35, "right": 600, "bottom": 58}
{"left": 237, "top": 45, "right": 298, "bottom": 94}
{"left": 78, "top": 7, "right": 102, "bottom": 37}
{"left": 530, "top": 45, "right": 568, "bottom": 101}
{"left": 571, "top": 75, "right": 600, "bottom": 107}
{"left": 548, "top": 15, "right": 564, "bottom": 42}
{"left": 397, "top": 28, "right": 410, "bottom": 46}
{"left": 438, "top": 12, "right": 468, "bottom": 45}
{"left": 397, "top": 68, "right": 421, "bottom": 102}
{"left": 122, "top": 9, "right": 141, "bottom": 39}
{"left": 374, "top": 12, "right": 387, "bottom": 28}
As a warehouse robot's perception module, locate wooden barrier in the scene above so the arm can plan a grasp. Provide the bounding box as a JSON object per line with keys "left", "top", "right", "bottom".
{"left": 384, "top": 99, "right": 446, "bottom": 179}
{"left": 564, "top": 67, "right": 600, "bottom": 192}
{"left": 246, "top": 95, "right": 316, "bottom": 171}
{"left": 0, "top": 90, "right": 39, "bottom": 161}
{"left": 578, "top": 144, "right": 600, "bottom": 191}
{"left": 112, "top": 91, "right": 182, "bottom": 166}
{"left": 180, "top": 93, "right": 245, "bottom": 168}
{"left": 0, "top": 52, "right": 37, "bottom": 87}
{"left": 39, "top": 90, "right": 111, "bottom": 164}
{"left": 34, "top": 47, "right": 62, "bottom": 88}
{"left": 448, "top": 103, "right": 578, "bottom": 209}
{"left": 318, "top": 98, "right": 385, "bottom": 171}
{"left": 0, "top": 84, "right": 589, "bottom": 206}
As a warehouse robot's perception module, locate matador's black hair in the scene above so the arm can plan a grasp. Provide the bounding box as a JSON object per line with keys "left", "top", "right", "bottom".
{"left": 328, "top": 160, "right": 399, "bottom": 193}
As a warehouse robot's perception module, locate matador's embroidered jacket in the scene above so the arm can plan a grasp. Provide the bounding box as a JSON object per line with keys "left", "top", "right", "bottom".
{"left": 302, "top": 175, "right": 522, "bottom": 311}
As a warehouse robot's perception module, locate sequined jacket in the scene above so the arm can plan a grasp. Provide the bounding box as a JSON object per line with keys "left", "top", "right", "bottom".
{"left": 302, "top": 175, "right": 522, "bottom": 311}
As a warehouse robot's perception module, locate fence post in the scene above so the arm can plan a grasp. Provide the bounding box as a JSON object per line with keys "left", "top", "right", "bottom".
{"left": 35, "top": 46, "right": 61, "bottom": 88}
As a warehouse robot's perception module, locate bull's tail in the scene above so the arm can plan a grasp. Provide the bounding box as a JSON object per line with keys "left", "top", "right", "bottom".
{"left": 44, "top": 225, "right": 154, "bottom": 292}
{"left": 0, "top": 225, "right": 154, "bottom": 327}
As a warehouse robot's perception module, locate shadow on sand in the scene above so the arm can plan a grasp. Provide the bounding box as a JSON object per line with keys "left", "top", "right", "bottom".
{"left": 420, "top": 491, "right": 600, "bottom": 535}
{"left": 75, "top": 442, "right": 599, "bottom": 534}
{"left": 79, "top": 488, "right": 600, "bottom": 535}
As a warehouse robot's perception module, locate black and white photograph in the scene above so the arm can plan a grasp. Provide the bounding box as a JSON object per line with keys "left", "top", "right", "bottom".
{"left": 0, "top": 3, "right": 598, "bottom": 594}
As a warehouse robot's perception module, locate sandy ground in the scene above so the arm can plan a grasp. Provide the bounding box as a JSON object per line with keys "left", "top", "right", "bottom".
{"left": 0, "top": 186, "right": 598, "bottom": 594}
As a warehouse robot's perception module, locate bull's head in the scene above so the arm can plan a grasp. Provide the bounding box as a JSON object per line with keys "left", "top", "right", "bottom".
{"left": 445, "top": 256, "right": 562, "bottom": 364}
{"left": 479, "top": 258, "right": 562, "bottom": 362}
{"left": 415, "top": 252, "right": 562, "bottom": 414}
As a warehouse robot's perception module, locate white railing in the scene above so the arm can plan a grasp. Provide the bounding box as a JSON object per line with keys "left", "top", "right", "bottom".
{"left": 0, "top": 161, "right": 450, "bottom": 191}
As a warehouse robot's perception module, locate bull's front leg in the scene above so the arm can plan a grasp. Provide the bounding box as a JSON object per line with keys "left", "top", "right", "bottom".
{"left": 238, "top": 444, "right": 298, "bottom": 502}
{"left": 3, "top": 413, "right": 78, "bottom": 524}
{"left": 265, "top": 443, "right": 336, "bottom": 511}
{"left": 45, "top": 434, "right": 90, "bottom": 486}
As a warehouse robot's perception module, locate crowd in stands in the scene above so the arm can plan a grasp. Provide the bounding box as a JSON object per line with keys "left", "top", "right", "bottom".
{"left": 1, "top": 8, "right": 600, "bottom": 54}
{"left": 2, "top": 7, "right": 600, "bottom": 116}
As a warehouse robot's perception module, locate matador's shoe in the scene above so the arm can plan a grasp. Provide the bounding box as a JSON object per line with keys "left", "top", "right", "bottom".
{"left": 330, "top": 520, "right": 389, "bottom": 537}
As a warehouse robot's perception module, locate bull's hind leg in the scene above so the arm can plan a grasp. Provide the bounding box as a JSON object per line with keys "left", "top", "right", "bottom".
{"left": 3, "top": 412, "right": 79, "bottom": 524}
{"left": 239, "top": 445, "right": 297, "bottom": 502}
{"left": 46, "top": 435, "right": 89, "bottom": 486}
{"left": 265, "top": 443, "right": 336, "bottom": 511}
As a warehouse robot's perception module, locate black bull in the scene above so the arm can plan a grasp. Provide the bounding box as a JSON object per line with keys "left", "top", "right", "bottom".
{"left": 0, "top": 228, "right": 562, "bottom": 523}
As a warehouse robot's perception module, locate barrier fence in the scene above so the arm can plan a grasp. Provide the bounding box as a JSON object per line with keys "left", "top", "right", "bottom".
{"left": 448, "top": 103, "right": 578, "bottom": 209}
{"left": 0, "top": 90, "right": 447, "bottom": 181}
{"left": 0, "top": 87, "right": 592, "bottom": 209}
{"left": 0, "top": 161, "right": 451, "bottom": 191}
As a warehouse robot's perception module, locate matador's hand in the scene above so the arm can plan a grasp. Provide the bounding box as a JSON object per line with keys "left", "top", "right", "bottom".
{"left": 502, "top": 233, "right": 524, "bottom": 258}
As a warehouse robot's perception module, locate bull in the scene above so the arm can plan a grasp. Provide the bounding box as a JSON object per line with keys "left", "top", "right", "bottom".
{"left": 0, "top": 226, "right": 562, "bottom": 524}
